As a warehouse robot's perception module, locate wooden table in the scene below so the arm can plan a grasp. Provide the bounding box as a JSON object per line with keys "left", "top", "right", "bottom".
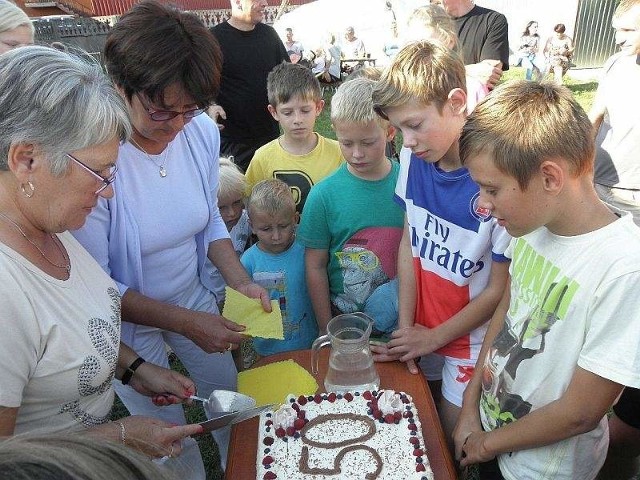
{"left": 226, "top": 349, "right": 457, "bottom": 479}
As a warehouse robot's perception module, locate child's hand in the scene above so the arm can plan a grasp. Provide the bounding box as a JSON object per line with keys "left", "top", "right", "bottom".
{"left": 459, "top": 431, "right": 495, "bottom": 467}
{"left": 370, "top": 342, "right": 399, "bottom": 362}
{"left": 403, "top": 358, "right": 419, "bottom": 374}
{"left": 387, "top": 324, "right": 443, "bottom": 363}
{"left": 370, "top": 342, "right": 420, "bottom": 374}
{"left": 453, "top": 405, "right": 483, "bottom": 462}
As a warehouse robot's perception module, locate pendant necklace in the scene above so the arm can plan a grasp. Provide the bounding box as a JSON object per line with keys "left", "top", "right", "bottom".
{"left": 0, "top": 212, "right": 71, "bottom": 273}
{"left": 130, "top": 137, "right": 171, "bottom": 178}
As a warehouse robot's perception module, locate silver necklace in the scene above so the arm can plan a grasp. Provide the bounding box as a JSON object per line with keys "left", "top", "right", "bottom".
{"left": 130, "top": 138, "right": 170, "bottom": 178}
{"left": 0, "top": 212, "right": 71, "bottom": 273}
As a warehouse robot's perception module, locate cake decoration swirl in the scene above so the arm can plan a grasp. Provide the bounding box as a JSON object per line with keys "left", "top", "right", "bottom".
{"left": 299, "top": 444, "right": 383, "bottom": 479}
{"left": 300, "top": 413, "right": 376, "bottom": 448}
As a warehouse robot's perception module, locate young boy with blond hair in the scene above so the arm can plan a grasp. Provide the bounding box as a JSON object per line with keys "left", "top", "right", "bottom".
{"left": 454, "top": 80, "right": 640, "bottom": 479}
{"left": 240, "top": 179, "right": 317, "bottom": 357}
{"left": 370, "top": 41, "right": 511, "bottom": 448}
{"left": 207, "top": 157, "right": 252, "bottom": 308}
{"left": 246, "top": 62, "right": 343, "bottom": 214}
{"left": 297, "top": 77, "right": 404, "bottom": 334}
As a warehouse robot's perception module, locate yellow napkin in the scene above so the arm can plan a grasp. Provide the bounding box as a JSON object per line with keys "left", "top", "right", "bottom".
{"left": 222, "top": 287, "right": 284, "bottom": 339}
{"left": 238, "top": 359, "right": 319, "bottom": 406}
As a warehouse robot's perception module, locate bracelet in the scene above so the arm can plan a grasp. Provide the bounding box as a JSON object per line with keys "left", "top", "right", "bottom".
{"left": 114, "top": 420, "right": 126, "bottom": 444}
{"left": 121, "top": 356, "right": 145, "bottom": 385}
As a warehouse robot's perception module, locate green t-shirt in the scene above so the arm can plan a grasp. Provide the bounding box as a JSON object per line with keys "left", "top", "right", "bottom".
{"left": 297, "top": 161, "right": 404, "bottom": 313}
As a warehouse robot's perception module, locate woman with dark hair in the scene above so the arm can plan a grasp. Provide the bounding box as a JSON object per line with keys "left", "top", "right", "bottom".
{"left": 514, "top": 21, "right": 540, "bottom": 80}
{"left": 543, "top": 23, "right": 575, "bottom": 84}
{"left": 72, "top": 1, "right": 270, "bottom": 477}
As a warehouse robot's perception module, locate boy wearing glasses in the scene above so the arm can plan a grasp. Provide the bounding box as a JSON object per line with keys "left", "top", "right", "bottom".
{"left": 297, "top": 78, "right": 404, "bottom": 335}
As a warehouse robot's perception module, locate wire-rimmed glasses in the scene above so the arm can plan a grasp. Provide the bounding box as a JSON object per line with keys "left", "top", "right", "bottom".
{"left": 66, "top": 153, "right": 117, "bottom": 194}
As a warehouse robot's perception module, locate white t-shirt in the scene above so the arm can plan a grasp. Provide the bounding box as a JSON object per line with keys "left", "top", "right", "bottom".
{"left": 479, "top": 214, "right": 640, "bottom": 479}
{"left": 0, "top": 232, "right": 120, "bottom": 434}
{"left": 285, "top": 40, "right": 304, "bottom": 60}
{"left": 117, "top": 140, "right": 209, "bottom": 307}
{"left": 343, "top": 37, "right": 366, "bottom": 58}
{"left": 593, "top": 52, "right": 640, "bottom": 190}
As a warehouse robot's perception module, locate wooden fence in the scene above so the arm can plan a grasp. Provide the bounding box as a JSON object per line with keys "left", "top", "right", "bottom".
{"left": 33, "top": 5, "right": 296, "bottom": 56}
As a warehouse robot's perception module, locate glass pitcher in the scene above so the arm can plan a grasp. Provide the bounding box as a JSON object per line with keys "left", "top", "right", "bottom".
{"left": 311, "top": 313, "right": 380, "bottom": 393}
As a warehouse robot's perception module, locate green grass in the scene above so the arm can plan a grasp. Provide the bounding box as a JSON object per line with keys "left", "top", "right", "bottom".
{"left": 111, "top": 67, "right": 600, "bottom": 480}
{"left": 316, "top": 86, "right": 335, "bottom": 139}
{"left": 501, "top": 66, "right": 598, "bottom": 112}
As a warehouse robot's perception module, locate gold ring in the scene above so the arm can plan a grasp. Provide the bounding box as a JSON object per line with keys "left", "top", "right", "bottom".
{"left": 226, "top": 343, "right": 233, "bottom": 352}
{"left": 168, "top": 444, "right": 174, "bottom": 458}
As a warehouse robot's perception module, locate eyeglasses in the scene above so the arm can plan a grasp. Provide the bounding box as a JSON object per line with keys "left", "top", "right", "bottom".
{"left": 66, "top": 153, "right": 118, "bottom": 194}
{"left": 136, "top": 94, "right": 206, "bottom": 122}
{"left": 335, "top": 250, "right": 380, "bottom": 271}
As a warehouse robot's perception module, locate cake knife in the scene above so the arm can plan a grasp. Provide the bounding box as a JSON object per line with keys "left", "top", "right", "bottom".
{"left": 197, "top": 403, "right": 276, "bottom": 433}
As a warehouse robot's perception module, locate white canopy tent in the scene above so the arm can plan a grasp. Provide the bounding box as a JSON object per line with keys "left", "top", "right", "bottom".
{"left": 274, "top": 0, "right": 425, "bottom": 67}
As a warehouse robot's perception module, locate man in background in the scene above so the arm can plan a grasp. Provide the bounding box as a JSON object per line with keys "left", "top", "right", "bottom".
{"left": 591, "top": 6, "right": 640, "bottom": 476}
{"left": 441, "top": 0, "right": 509, "bottom": 90}
{"left": 590, "top": 0, "right": 640, "bottom": 227}
{"left": 210, "top": 0, "right": 289, "bottom": 171}
{"left": 284, "top": 27, "right": 304, "bottom": 63}
{"left": 341, "top": 26, "right": 367, "bottom": 74}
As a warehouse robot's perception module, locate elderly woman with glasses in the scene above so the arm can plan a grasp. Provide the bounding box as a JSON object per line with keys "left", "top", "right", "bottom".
{"left": 0, "top": 45, "right": 203, "bottom": 460}
{"left": 72, "top": 1, "right": 270, "bottom": 477}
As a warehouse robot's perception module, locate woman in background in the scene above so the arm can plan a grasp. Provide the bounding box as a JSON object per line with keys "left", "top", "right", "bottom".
{"left": 514, "top": 21, "right": 540, "bottom": 80}
{"left": 0, "top": 0, "right": 34, "bottom": 54}
{"left": 544, "top": 23, "right": 575, "bottom": 84}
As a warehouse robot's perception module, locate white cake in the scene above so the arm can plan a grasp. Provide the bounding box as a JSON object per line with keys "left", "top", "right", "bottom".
{"left": 256, "top": 390, "right": 434, "bottom": 480}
